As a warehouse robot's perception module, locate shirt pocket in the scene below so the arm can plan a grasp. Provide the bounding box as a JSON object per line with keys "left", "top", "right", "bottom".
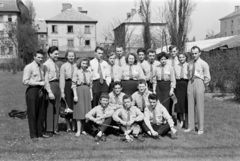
{"left": 164, "top": 69, "right": 171, "bottom": 75}
{"left": 32, "top": 71, "right": 39, "bottom": 79}
{"left": 133, "top": 69, "right": 139, "bottom": 75}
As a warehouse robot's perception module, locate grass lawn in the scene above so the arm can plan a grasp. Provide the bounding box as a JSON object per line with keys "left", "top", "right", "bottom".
{"left": 0, "top": 71, "right": 240, "bottom": 161}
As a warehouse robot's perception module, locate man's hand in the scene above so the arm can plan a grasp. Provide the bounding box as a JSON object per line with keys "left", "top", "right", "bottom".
{"left": 61, "top": 92, "right": 65, "bottom": 98}
{"left": 169, "top": 89, "right": 174, "bottom": 96}
{"left": 38, "top": 81, "right": 46, "bottom": 86}
{"left": 74, "top": 96, "right": 78, "bottom": 102}
{"left": 48, "top": 93, "right": 55, "bottom": 100}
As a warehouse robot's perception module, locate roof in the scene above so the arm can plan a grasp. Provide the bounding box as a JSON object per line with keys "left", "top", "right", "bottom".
{"left": 35, "top": 20, "right": 47, "bottom": 33}
{"left": 46, "top": 8, "right": 97, "bottom": 23}
{"left": 113, "top": 11, "right": 166, "bottom": 31}
{"left": 58, "top": 50, "right": 95, "bottom": 58}
{"left": 219, "top": 10, "right": 240, "bottom": 20}
{"left": 202, "top": 35, "right": 240, "bottom": 51}
{"left": 0, "top": 0, "right": 20, "bottom": 12}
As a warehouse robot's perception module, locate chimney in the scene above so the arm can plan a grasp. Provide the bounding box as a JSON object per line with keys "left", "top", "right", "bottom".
{"left": 127, "top": 12, "right": 131, "bottom": 19}
{"left": 131, "top": 9, "right": 136, "bottom": 16}
{"left": 78, "top": 7, "right": 88, "bottom": 14}
{"left": 235, "top": 6, "right": 240, "bottom": 12}
{"left": 62, "top": 3, "right": 72, "bottom": 12}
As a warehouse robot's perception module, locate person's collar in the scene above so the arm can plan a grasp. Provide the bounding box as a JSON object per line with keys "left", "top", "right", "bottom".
{"left": 148, "top": 60, "right": 154, "bottom": 64}
{"left": 138, "top": 89, "right": 148, "bottom": 96}
{"left": 33, "top": 60, "right": 40, "bottom": 67}
{"left": 113, "top": 91, "right": 121, "bottom": 97}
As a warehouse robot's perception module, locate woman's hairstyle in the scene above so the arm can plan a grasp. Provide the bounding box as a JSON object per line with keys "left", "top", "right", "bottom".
{"left": 178, "top": 53, "right": 189, "bottom": 61}
{"left": 125, "top": 53, "right": 138, "bottom": 65}
{"left": 47, "top": 46, "right": 58, "bottom": 56}
{"left": 157, "top": 52, "right": 169, "bottom": 61}
{"left": 122, "top": 94, "right": 132, "bottom": 102}
{"left": 148, "top": 93, "right": 158, "bottom": 101}
{"left": 65, "top": 50, "right": 76, "bottom": 60}
{"left": 76, "top": 57, "right": 90, "bottom": 69}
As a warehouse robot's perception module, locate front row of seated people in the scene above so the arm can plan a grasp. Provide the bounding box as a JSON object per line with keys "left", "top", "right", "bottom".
{"left": 85, "top": 80, "right": 178, "bottom": 142}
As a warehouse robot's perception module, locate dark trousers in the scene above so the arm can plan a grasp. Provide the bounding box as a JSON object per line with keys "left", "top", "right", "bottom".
{"left": 92, "top": 79, "right": 109, "bottom": 108}
{"left": 45, "top": 82, "right": 61, "bottom": 132}
{"left": 25, "top": 86, "right": 46, "bottom": 138}
{"left": 146, "top": 80, "right": 153, "bottom": 92}
{"left": 142, "top": 121, "right": 171, "bottom": 136}
{"left": 87, "top": 117, "right": 112, "bottom": 134}
{"left": 108, "top": 80, "right": 114, "bottom": 93}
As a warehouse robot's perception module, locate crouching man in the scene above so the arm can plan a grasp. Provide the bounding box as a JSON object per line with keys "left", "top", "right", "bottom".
{"left": 85, "top": 93, "right": 114, "bottom": 142}
{"left": 113, "top": 95, "right": 144, "bottom": 142}
{"left": 142, "top": 93, "right": 178, "bottom": 139}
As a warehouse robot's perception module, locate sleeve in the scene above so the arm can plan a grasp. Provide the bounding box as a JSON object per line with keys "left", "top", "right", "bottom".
{"left": 43, "top": 64, "right": 53, "bottom": 94}
{"left": 135, "top": 108, "right": 144, "bottom": 122}
{"left": 144, "top": 107, "right": 150, "bottom": 120}
{"left": 104, "top": 108, "right": 115, "bottom": 118}
{"left": 131, "top": 93, "right": 137, "bottom": 106}
{"left": 162, "top": 106, "right": 174, "bottom": 128}
{"left": 59, "top": 65, "right": 65, "bottom": 93}
{"left": 203, "top": 62, "right": 211, "bottom": 85}
{"left": 152, "top": 68, "right": 157, "bottom": 92}
{"left": 85, "top": 108, "right": 96, "bottom": 120}
{"left": 22, "top": 65, "right": 39, "bottom": 86}
{"left": 105, "top": 63, "right": 111, "bottom": 86}
{"left": 112, "top": 109, "right": 122, "bottom": 122}
{"left": 170, "top": 66, "right": 176, "bottom": 88}
{"left": 71, "top": 69, "right": 78, "bottom": 89}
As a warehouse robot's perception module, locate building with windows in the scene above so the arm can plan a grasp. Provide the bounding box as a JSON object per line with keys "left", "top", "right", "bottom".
{"left": 45, "top": 3, "right": 97, "bottom": 58}
{"left": 220, "top": 6, "right": 240, "bottom": 37}
{"left": 35, "top": 19, "right": 48, "bottom": 51}
{"left": 0, "top": 0, "right": 20, "bottom": 59}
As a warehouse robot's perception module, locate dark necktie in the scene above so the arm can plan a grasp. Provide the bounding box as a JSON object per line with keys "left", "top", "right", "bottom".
{"left": 191, "top": 61, "right": 195, "bottom": 81}
{"left": 119, "top": 58, "right": 122, "bottom": 67}
{"left": 180, "top": 64, "right": 184, "bottom": 79}
{"left": 172, "top": 58, "right": 175, "bottom": 68}
{"left": 54, "top": 63, "right": 59, "bottom": 79}
{"left": 98, "top": 60, "right": 104, "bottom": 84}
{"left": 161, "top": 66, "right": 164, "bottom": 80}
{"left": 39, "top": 65, "right": 43, "bottom": 81}
{"left": 150, "top": 62, "right": 153, "bottom": 82}
{"left": 153, "top": 108, "right": 157, "bottom": 124}
{"left": 71, "top": 64, "right": 74, "bottom": 79}
{"left": 127, "top": 110, "right": 131, "bottom": 121}
{"left": 83, "top": 70, "right": 87, "bottom": 84}
{"left": 129, "top": 65, "right": 133, "bottom": 79}
{"left": 142, "top": 94, "right": 146, "bottom": 111}
{"left": 111, "top": 66, "right": 114, "bottom": 79}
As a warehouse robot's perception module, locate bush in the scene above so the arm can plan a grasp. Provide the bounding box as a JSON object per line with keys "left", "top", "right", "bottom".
{"left": 0, "top": 58, "right": 25, "bottom": 74}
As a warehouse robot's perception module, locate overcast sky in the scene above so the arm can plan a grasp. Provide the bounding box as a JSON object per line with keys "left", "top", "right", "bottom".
{"left": 28, "top": 0, "right": 240, "bottom": 42}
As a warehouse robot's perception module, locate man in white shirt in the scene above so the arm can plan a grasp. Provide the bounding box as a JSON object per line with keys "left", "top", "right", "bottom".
{"left": 90, "top": 46, "right": 111, "bottom": 107}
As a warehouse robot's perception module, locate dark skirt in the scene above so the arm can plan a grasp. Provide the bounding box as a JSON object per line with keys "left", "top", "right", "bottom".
{"left": 175, "top": 79, "right": 188, "bottom": 113}
{"left": 63, "top": 79, "right": 74, "bottom": 119}
{"left": 74, "top": 85, "right": 92, "bottom": 120}
{"left": 156, "top": 81, "right": 173, "bottom": 115}
{"left": 92, "top": 79, "right": 109, "bottom": 108}
{"left": 108, "top": 80, "right": 114, "bottom": 93}
{"left": 122, "top": 80, "right": 138, "bottom": 96}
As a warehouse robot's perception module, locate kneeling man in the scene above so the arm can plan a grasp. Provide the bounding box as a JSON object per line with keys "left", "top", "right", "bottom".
{"left": 113, "top": 95, "right": 144, "bottom": 142}
{"left": 85, "top": 93, "right": 114, "bottom": 142}
{"left": 143, "top": 93, "right": 177, "bottom": 139}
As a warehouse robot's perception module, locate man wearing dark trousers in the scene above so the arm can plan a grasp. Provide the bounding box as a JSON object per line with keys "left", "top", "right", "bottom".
{"left": 90, "top": 46, "right": 111, "bottom": 107}
{"left": 85, "top": 93, "right": 114, "bottom": 142}
{"left": 22, "top": 50, "right": 50, "bottom": 141}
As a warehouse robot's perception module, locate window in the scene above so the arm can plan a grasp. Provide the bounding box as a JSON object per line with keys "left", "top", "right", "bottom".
{"left": 0, "top": 30, "right": 3, "bottom": 37}
{"left": 41, "top": 44, "right": 44, "bottom": 49}
{"left": 8, "top": 17, "right": 12, "bottom": 22}
{"left": 1, "top": 46, "right": 4, "bottom": 55}
{"left": 231, "top": 20, "right": 234, "bottom": 26}
{"left": 9, "top": 46, "right": 13, "bottom": 54}
{"left": 52, "top": 25, "right": 58, "bottom": 33}
{"left": 68, "top": 39, "right": 74, "bottom": 47}
{"left": 52, "top": 40, "right": 58, "bottom": 46}
{"left": 0, "top": 15, "right": 3, "bottom": 23}
{"left": 225, "top": 21, "right": 227, "bottom": 28}
{"left": 40, "top": 34, "right": 44, "bottom": 39}
{"left": 231, "top": 31, "right": 234, "bottom": 35}
{"left": 84, "top": 26, "right": 90, "bottom": 34}
{"left": 67, "top": 25, "right": 73, "bottom": 33}
{"left": 85, "top": 40, "right": 90, "bottom": 46}
{"left": 225, "top": 32, "right": 227, "bottom": 36}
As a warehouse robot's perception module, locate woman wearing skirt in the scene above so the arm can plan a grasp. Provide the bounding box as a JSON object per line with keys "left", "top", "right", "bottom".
{"left": 121, "top": 53, "right": 145, "bottom": 95}
{"left": 153, "top": 52, "right": 176, "bottom": 116}
{"left": 174, "top": 53, "right": 189, "bottom": 129}
{"left": 60, "top": 50, "right": 76, "bottom": 132}
{"left": 72, "top": 58, "right": 92, "bottom": 137}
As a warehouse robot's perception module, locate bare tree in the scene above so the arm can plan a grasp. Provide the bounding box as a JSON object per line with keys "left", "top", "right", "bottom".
{"left": 25, "top": 0, "right": 36, "bottom": 22}
{"left": 165, "top": 0, "right": 196, "bottom": 52}
{"left": 206, "top": 30, "right": 216, "bottom": 39}
{"left": 140, "top": 0, "right": 152, "bottom": 50}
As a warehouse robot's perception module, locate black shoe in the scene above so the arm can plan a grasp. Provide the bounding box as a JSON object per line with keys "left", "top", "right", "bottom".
{"left": 152, "top": 135, "right": 161, "bottom": 140}
{"left": 134, "top": 135, "right": 145, "bottom": 142}
{"left": 170, "top": 131, "right": 178, "bottom": 139}
{"left": 94, "top": 135, "right": 102, "bottom": 142}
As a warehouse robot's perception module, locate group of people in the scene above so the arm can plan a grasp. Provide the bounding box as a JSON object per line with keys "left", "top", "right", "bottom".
{"left": 22, "top": 45, "right": 211, "bottom": 142}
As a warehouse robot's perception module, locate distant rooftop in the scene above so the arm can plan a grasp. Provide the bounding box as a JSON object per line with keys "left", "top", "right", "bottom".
{"left": 35, "top": 19, "right": 47, "bottom": 33}
{"left": 220, "top": 5, "right": 240, "bottom": 20}
{"left": 0, "top": 0, "right": 20, "bottom": 12}
{"left": 46, "top": 3, "right": 97, "bottom": 23}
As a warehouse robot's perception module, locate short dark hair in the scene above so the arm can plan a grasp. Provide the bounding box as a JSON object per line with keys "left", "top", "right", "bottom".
{"left": 125, "top": 53, "right": 138, "bottom": 65}
{"left": 48, "top": 46, "right": 58, "bottom": 56}
{"left": 138, "top": 79, "right": 146, "bottom": 85}
{"left": 157, "top": 52, "right": 169, "bottom": 61}
{"left": 148, "top": 93, "right": 158, "bottom": 101}
{"left": 34, "top": 49, "right": 44, "bottom": 56}
{"left": 122, "top": 94, "right": 132, "bottom": 102}
{"left": 113, "top": 81, "right": 122, "bottom": 88}
{"left": 169, "top": 45, "right": 177, "bottom": 52}
{"left": 95, "top": 46, "right": 104, "bottom": 52}
{"left": 107, "top": 52, "right": 116, "bottom": 58}
{"left": 65, "top": 50, "right": 76, "bottom": 60}
{"left": 191, "top": 46, "right": 201, "bottom": 52}
{"left": 99, "top": 93, "right": 109, "bottom": 101}
{"left": 76, "top": 57, "right": 90, "bottom": 69}
{"left": 137, "top": 48, "right": 146, "bottom": 55}
{"left": 147, "top": 49, "right": 156, "bottom": 55}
